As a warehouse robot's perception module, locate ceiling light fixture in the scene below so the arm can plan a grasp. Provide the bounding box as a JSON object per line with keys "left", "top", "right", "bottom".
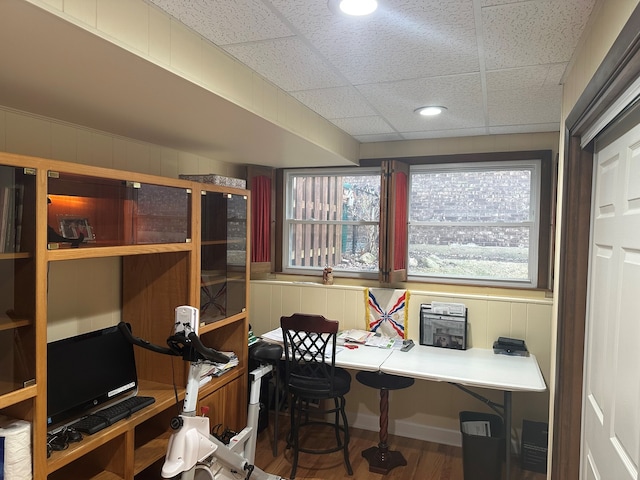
{"left": 414, "top": 106, "right": 446, "bottom": 116}
{"left": 328, "top": 0, "right": 378, "bottom": 16}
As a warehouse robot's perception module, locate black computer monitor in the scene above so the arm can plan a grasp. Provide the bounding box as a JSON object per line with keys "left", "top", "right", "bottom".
{"left": 47, "top": 323, "right": 138, "bottom": 429}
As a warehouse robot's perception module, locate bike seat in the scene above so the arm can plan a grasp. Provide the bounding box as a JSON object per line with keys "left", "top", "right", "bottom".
{"left": 251, "top": 342, "right": 283, "bottom": 363}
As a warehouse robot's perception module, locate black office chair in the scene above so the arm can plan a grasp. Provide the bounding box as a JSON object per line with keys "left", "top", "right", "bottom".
{"left": 280, "top": 313, "right": 353, "bottom": 479}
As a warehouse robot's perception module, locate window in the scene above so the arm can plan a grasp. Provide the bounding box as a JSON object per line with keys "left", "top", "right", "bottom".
{"left": 279, "top": 151, "right": 552, "bottom": 288}
{"left": 408, "top": 160, "right": 542, "bottom": 287}
{"left": 283, "top": 168, "right": 381, "bottom": 276}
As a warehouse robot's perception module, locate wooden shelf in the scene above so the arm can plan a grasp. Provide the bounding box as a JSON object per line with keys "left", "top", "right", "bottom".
{"left": 0, "top": 153, "right": 250, "bottom": 479}
{"left": 47, "top": 381, "right": 184, "bottom": 476}
{"left": 0, "top": 316, "right": 31, "bottom": 331}
{"left": 0, "top": 251, "right": 31, "bottom": 260}
{"left": 133, "top": 433, "right": 171, "bottom": 476}
{"left": 46, "top": 242, "right": 192, "bottom": 261}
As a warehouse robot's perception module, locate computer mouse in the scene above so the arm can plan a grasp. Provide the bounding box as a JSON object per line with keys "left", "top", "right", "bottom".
{"left": 66, "top": 427, "right": 82, "bottom": 443}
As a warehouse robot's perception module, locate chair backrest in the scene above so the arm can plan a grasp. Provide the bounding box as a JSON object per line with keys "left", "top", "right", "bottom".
{"left": 280, "top": 313, "right": 339, "bottom": 397}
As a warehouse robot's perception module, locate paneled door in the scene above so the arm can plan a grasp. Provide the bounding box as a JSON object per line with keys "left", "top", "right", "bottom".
{"left": 581, "top": 119, "right": 640, "bottom": 480}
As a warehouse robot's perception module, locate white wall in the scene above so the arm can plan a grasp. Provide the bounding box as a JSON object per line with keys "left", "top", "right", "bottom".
{"left": 32, "top": 0, "right": 357, "bottom": 163}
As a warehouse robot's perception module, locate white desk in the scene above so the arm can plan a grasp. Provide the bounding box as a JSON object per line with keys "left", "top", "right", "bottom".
{"left": 381, "top": 346, "right": 546, "bottom": 392}
{"left": 380, "top": 345, "right": 546, "bottom": 479}
{"left": 334, "top": 345, "right": 394, "bottom": 372}
{"left": 262, "top": 330, "right": 546, "bottom": 479}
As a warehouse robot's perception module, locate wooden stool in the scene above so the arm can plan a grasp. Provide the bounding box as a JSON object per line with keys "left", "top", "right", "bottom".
{"left": 356, "top": 371, "right": 415, "bottom": 474}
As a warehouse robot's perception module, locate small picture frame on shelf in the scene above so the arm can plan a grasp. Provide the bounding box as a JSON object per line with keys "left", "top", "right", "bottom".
{"left": 58, "top": 216, "right": 95, "bottom": 242}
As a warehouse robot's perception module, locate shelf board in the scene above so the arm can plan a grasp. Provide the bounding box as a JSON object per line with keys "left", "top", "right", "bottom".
{"left": 0, "top": 383, "right": 37, "bottom": 409}
{"left": 0, "top": 251, "right": 31, "bottom": 260}
{"left": 46, "top": 242, "right": 193, "bottom": 261}
{"left": 0, "top": 316, "right": 32, "bottom": 331}
{"left": 198, "top": 366, "right": 245, "bottom": 398}
{"left": 201, "top": 273, "right": 226, "bottom": 287}
{"left": 133, "top": 432, "right": 171, "bottom": 476}
{"left": 201, "top": 239, "right": 227, "bottom": 246}
{"left": 199, "top": 311, "right": 246, "bottom": 333}
{"left": 47, "top": 380, "right": 185, "bottom": 475}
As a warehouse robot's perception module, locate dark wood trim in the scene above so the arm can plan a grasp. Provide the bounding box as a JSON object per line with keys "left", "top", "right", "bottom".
{"left": 551, "top": 136, "right": 592, "bottom": 480}
{"left": 537, "top": 151, "right": 553, "bottom": 289}
{"left": 274, "top": 169, "right": 284, "bottom": 272}
{"left": 552, "top": 4, "right": 640, "bottom": 479}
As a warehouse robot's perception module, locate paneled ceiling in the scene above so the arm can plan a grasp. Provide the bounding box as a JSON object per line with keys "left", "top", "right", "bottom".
{"left": 0, "top": 0, "right": 596, "bottom": 168}
{"left": 148, "top": 0, "right": 596, "bottom": 142}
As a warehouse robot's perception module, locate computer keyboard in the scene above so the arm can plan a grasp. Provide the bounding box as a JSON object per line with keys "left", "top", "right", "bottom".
{"left": 70, "top": 396, "right": 155, "bottom": 435}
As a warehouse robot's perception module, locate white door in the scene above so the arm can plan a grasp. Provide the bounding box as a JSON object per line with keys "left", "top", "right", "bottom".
{"left": 581, "top": 120, "right": 640, "bottom": 479}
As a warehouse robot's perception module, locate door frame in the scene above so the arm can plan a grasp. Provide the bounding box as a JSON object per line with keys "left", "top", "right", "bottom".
{"left": 552, "top": 5, "right": 640, "bottom": 479}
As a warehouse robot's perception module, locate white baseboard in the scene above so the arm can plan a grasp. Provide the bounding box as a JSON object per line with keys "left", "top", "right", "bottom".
{"left": 348, "top": 412, "right": 522, "bottom": 455}
{"left": 348, "top": 412, "right": 462, "bottom": 447}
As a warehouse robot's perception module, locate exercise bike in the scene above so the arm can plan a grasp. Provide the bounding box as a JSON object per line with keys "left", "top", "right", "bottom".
{"left": 118, "top": 305, "right": 284, "bottom": 480}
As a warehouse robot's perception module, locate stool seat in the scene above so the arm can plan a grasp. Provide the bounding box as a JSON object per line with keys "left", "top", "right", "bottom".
{"left": 356, "top": 371, "right": 415, "bottom": 391}
{"left": 356, "top": 371, "right": 415, "bottom": 475}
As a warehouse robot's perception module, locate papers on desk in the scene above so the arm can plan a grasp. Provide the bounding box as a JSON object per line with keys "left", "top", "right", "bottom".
{"left": 337, "top": 329, "right": 372, "bottom": 344}
{"left": 261, "top": 327, "right": 284, "bottom": 343}
{"left": 337, "top": 329, "right": 400, "bottom": 349}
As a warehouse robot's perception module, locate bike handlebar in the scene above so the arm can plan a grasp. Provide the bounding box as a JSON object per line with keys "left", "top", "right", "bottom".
{"left": 118, "top": 322, "right": 178, "bottom": 355}
{"left": 117, "top": 321, "right": 231, "bottom": 364}
{"left": 187, "top": 331, "right": 231, "bottom": 364}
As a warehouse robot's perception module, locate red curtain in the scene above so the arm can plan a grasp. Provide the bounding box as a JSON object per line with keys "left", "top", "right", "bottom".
{"left": 394, "top": 172, "right": 407, "bottom": 270}
{"left": 251, "top": 175, "right": 271, "bottom": 262}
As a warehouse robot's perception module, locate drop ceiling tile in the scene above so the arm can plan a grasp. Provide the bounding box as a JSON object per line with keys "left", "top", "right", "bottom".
{"left": 544, "top": 63, "right": 568, "bottom": 86}
{"left": 357, "top": 74, "right": 483, "bottom": 121}
{"left": 482, "top": 0, "right": 595, "bottom": 70}
{"left": 331, "top": 116, "right": 395, "bottom": 136}
{"left": 486, "top": 65, "right": 551, "bottom": 91}
{"left": 270, "top": 0, "right": 479, "bottom": 84}
{"left": 386, "top": 108, "right": 486, "bottom": 133}
{"left": 148, "top": 0, "right": 293, "bottom": 45}
{"left": 291, "top": 86, "right": 376, "bottom": 120}
{"left": 224, "top": 37, "right": 347, "bottom": 91}
{"left": 488, "top": 85, "right": 562, "bottom": 126}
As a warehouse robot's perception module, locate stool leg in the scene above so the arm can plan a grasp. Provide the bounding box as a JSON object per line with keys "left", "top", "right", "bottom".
{"left": 361, "top": 388, "right": 408, "bottom": 474}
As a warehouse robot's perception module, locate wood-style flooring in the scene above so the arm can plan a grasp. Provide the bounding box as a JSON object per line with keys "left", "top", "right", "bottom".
{"left": 253, "top": 412, "right": 547, "bottom": 480}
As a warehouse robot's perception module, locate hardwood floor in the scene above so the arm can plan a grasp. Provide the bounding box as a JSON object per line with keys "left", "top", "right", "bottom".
{"left": 253, "top": 412, "right": 547, "bottom": 480}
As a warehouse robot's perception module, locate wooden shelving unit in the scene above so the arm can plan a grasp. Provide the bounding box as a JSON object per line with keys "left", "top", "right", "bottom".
{"left": 0, "top": 152, "right": 251, "bottom": 479}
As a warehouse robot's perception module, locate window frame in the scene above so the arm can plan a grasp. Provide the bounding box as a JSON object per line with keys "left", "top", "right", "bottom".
{"left": 280, "top": 166, "right": 382, "bottom": 279}
{"left": 361, "top": 150, "right": 553, "bottom": 290}
{"left": 408, "top": 159, "right": 542, "bottom": 288}
{"left": 275, "top": 150, "right": 553, "bottom": 290}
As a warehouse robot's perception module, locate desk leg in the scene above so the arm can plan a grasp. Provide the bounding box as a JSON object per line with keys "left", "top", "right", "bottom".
{"left": 504, "top": 391, "right": 512, "bottom": 480}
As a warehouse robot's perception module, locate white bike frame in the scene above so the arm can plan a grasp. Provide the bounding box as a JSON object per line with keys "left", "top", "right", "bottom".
{"left": 161, "top": 306, "right": 282, "bottom": 480}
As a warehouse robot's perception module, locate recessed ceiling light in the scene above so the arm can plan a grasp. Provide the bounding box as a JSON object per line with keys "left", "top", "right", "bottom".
{"left": 328, "top": 0, "right": 378, "bottom": 16}
{"left": 414, "top": 106, "right": 446, "bottom": 116}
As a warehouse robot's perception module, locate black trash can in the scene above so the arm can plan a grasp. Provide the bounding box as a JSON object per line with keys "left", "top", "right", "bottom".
{"left": 459, "top": 411, "right": 505, "bottom": 480}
